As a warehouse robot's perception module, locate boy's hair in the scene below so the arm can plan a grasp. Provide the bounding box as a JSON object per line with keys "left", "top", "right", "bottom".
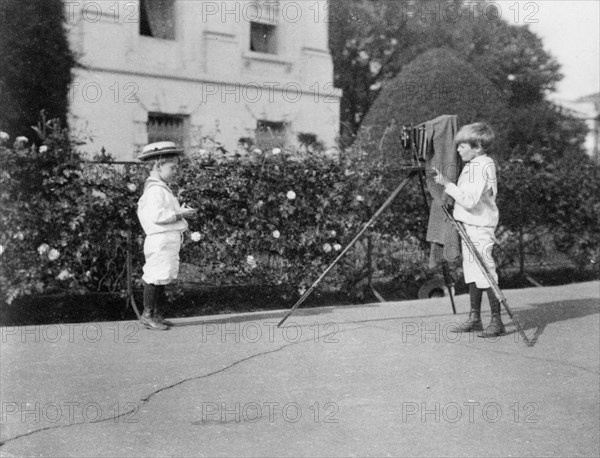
{"left": 454, "top": 122, "right": 495, "bottom": 151}
{"left": 151, "top": 156, "right": 179, "bottom": 169}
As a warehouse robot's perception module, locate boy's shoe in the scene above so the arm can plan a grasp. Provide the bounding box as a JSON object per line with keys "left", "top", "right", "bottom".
{"left": 451, "top": 315, "right": 483, "bottom": 333}
{"left": 477, "top": 315, "right": 506, "bottom": 338}
{"left": 154, "top": 312, "right": 173, "bottom": 327}
{"left": 140, "top": 311, "right": 168, "bottom": 331}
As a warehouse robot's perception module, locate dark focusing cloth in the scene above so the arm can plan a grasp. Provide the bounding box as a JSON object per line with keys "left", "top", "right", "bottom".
{"left": 419, "top": 114, "right": 460, "bottom": 266}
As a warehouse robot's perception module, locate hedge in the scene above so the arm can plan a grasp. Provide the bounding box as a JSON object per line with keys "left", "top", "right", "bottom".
{"left": 0, "top": 124, "right": 434, "bottom": 306}
{"left": 1, "top": 120, "right": 598, "bottom": 309}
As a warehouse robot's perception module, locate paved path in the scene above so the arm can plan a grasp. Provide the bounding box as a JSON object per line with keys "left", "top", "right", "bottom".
{"left": 1, "top": 281, "right": 599, "bottom": 457}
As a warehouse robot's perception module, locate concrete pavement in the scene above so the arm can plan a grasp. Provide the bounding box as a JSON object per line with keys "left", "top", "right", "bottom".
{"left": 1, "top": 281, "right": 598, "bottom": 457}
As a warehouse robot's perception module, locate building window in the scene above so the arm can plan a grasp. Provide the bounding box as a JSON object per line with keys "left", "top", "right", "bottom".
{"left": 250, "top": 22, "right": 277, "bottom": 54}
{"left": 256, "top": 120, "right": 286, "bottom": 149}
{"left": 147, "top": 113, "right": 188, "bottom": 146}
{"left": 140, "top": 0, "right": 176, "bottom": 40}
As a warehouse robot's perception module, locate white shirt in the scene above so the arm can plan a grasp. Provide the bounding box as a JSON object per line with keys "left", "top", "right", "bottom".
{"left": 444, "top": 154, "right": 499, "bottom": 228}
{"left": 137, "top": 177, "right": 188, "bottom": 235}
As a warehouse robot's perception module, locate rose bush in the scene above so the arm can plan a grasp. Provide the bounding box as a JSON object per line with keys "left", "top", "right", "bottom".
{"left": 1, "top": 119, "right": 597, "bottom": 308}
{"left": 0, "top": 120, "right": 147, "bottom": 304}
{"left": 177, "top": 147, "right": 430, "bottom": 299}
{"left": 497, "top": 147, "right": 600, "bottom": 274}
{"left": 0, "top": 124, "right": 432, "bottom": 305}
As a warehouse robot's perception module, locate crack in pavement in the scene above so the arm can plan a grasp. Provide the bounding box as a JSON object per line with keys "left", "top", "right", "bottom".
{"left": 2, "top": 307, "right": 598, "bottom": 449}
{"left": 0, "top": 323, "right": 364, "bottom": 448}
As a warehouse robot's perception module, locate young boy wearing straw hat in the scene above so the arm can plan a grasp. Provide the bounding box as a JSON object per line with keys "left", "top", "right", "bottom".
{"left": 137, "top": 141, "right": 197, "bottom": 330}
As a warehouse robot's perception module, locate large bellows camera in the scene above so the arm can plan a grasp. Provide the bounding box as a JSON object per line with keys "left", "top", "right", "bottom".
{"left": 400, "top": 124, "right": 429, "bottom": 164}
{"left": 400, "top": 124, "right": 426, "bottom": 152}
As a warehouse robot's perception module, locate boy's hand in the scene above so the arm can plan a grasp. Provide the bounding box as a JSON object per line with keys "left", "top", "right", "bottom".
{"left": 432, "top": 167, "right": 450, "bottom": 187}
{"left": 180, "top": 203, "right": 198, "bottom": 219}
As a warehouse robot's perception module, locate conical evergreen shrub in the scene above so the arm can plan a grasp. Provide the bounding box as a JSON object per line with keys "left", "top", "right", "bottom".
{"left": 359, "top": 48, "right": 510, "bottom": 164}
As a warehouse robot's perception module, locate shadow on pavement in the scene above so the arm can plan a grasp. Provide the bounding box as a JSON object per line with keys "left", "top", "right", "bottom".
{"left": 171, "top": 305, "right": 335, "bottom": 328}
{"left": 506, "top": 298, "right": 599, "bottom": 347}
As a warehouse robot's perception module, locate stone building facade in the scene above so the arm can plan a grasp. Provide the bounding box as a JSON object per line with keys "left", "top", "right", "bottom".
{"left": 66, "top": 0, "right": 341, "bottom": 160}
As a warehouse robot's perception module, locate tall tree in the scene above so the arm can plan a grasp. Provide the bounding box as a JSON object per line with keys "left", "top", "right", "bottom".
{"left": 329, "top": 0, "right": 570, "bottom": 148}
{"left": 0, "top": 0, "right": 75, "bottom": 139}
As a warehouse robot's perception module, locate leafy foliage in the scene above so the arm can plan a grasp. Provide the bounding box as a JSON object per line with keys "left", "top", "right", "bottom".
{"left": 329, "top": 0, "right": 575, "bottom": 152}
{"left": 177, "top": 146, "right": 432, "bottom": 298}
{"left": 498, "top": 149, "right": 600, "bottom": 272}
{"left": 359, "top": 47, "right": 510, "bottom": 160}
{"left": 0, "top": 0, "right": 76, "bottom": 139}
{"left": 1, "top": 119, "right": 597, "bottom": 308}
{"left": 0, "top": 124, "right": 433, "bottom": 304}
{"left": 0, "top": 119, "right": 145, "bottom": 303}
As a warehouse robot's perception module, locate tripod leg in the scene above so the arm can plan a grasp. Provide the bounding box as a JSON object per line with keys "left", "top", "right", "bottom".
{"left": 126, "top": 231, "right": 141, "bottom": 320}
{"left": 128, "top": 294, "right": 142, "bottom": 320}
{"left": 441, "top": 261, "right": 457, "bottom": 314}
{"left": 278, "top": 172, "right": 418, "bottom": 327}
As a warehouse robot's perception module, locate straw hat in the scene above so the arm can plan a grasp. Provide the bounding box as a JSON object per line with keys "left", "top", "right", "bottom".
{"left": 137, "top": 141, "right": 184, "bottom": 161}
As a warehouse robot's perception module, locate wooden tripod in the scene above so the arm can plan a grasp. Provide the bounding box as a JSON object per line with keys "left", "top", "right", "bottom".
{"left": 278, "top": 166, "right": 457, "bottom": 327}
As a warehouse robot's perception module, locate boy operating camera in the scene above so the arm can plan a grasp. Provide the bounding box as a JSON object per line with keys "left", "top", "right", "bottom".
{"left": 137, "top": 142, "right": 197, "bottom": 331}
{"left": 433, "top": 122, "right": 505, "bottom": 338}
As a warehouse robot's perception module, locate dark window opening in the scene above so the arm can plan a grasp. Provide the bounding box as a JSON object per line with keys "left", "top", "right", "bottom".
{"left": 147, "top": 113, "right": 188, "bottom": 146}
{"left": 256, "top": 120, "right": 286, "bottom": 149}
{"left": 250, "top": 22, "right": 277, "bottom": 54}
{"left": 139, "top": 0, "right": 175, "bottom": 40}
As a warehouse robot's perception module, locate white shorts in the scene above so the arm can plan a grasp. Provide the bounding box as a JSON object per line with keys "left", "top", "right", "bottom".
{"left": 461, "top": 224, "right": 498, "bottom": 289}
{"left": 142, "top": 232, "right": 182, "bottom": 285}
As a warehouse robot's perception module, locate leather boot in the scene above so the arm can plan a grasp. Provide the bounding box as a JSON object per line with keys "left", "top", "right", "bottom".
{"left": 478, "top": 314, "right": 506, "bottom": 337}
{"left": 153, "top": 285, "right": 173, "bottom": 327}
{"left": 153, "top": 310, "right": 173, "bottom": 327}
{"left": 140, "top": 283, "right": 168, "bottom": 331}
{"left": 478, "top": 290, "right": 505, "bottom": 337}
{"left": 451, "top": 283, "right": 483, "bottom": 332}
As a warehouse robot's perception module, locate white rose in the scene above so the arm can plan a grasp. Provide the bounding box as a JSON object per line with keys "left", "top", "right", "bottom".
{"left": 333, "top": 243, "right": 342, "bottom": 251}
{"left": 126, "top": 183, "right": 137, "bottom": 192}
{"left": 39, "top": 145, "right": 48, "bottom": 153}
{"left": 253, "top": 148, "right": 263, "bottom": 154}
{"left": 356, "top": 195, "right": 364, "bottom": 202}
{"left": 246, "top": 255, "right": 257, "bottom": 269}
{"left": 92, "top": 189, "right": 107, "bottom": 199}
{"left": 286, "top": 190, "right": 296, "bottom": 200}
{"left": 369, "top": 61, "right": 382, "bottom": 74}
{"left": 272, "top": 148, "right": 281, "bottom": 155}
{"left": 323, "top": 243, "right": 332, "bottom": 253}
{"left": 0, "top": 131, "right": 9, "bottom": 142}
{"left": 191, "top": 231, "right": 202, "bottom": 242}
{"left": 38, "top": 243, "right": 50, "bottom": 255}
{"left": 48, "top": 248, "right": 60, "bottom": 261}
{"left": 57, "top": 269, "right": 72, "bottom": 281}
{"left": 272, "top": 230, "right": 280, "bottom": 239}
